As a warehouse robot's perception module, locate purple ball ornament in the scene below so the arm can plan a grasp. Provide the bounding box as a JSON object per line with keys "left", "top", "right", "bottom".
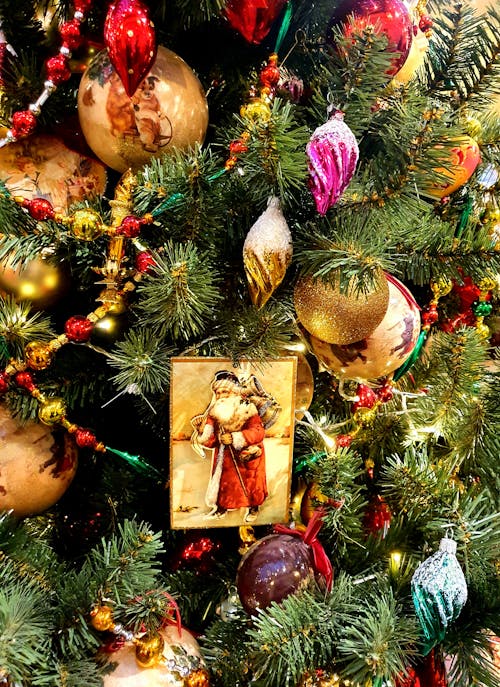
{"left": 307, "top": 110, "right": 359, "bottom": 215}
{"left": 328, "top": 0, "right": 413, "bottom": 76}
{"left": 236, "top": 510, "right": 333, "bottom": 615}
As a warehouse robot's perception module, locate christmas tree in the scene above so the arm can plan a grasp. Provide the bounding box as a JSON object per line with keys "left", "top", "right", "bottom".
{"left": 0, "top": 1, "right": 498, "bottom": 686}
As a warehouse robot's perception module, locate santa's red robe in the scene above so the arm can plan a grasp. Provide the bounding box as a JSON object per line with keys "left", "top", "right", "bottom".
{"left": 200, "top": 414, "right": 267, "bottom": 510}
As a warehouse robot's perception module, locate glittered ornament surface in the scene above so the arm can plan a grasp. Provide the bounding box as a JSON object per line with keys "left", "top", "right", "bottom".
{"left": 328, "top": 0, "right": 413, "bottom": 76}
{"left": 224, "top": 0, "right": 288, "bottom": 44}
{"left": 306, "top": 276, "right": 420, "bottom": 380}
{"left": 307, "top": 111, "right": 359, "bottom": 214}
{"left": 411, "top": 538, "right": 468, "bottom": 653}
{"left": 243, "top": 196, "right": 292, "bottom": 308}
{"left": 78, "top": 47, "right": 208, "bottom": 172}
{"left": 294, "top": 270, "right": 389, "bottom": 345}
{"left": 104, "top": 0, "right": 157, "bottom": 97}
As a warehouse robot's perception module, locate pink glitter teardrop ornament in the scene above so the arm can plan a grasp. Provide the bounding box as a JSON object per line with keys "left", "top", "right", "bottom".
{"left": 307, "top": 111, "right": 359, "bottom": 215}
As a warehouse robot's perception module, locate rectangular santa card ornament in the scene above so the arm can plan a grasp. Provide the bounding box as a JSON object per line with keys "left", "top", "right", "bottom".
{"left": 170, "top": 357, "right": 297, "bottom": 529}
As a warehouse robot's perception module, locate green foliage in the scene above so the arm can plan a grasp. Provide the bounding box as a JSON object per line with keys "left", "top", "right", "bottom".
{"left": 0, "top": 295, "right": 54, "bottom": 359}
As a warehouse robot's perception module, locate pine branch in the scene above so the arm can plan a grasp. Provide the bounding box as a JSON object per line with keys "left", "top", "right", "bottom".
{"left": 136, "top": 240, "right": 222, "bottom": 341}
{"left": 0, "top": 295, "right": 54, "bottom": 360}
{"left": 202, "top": 617, "right": 252, "bottom": 687}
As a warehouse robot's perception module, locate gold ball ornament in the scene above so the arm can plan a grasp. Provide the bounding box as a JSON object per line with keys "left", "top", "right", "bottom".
{"left": 38, "top": 396, "right": 67, "bottom": 425}
{"left": 307, "top": 277, "right": 420, "bottom": 381}
{"left": 69, "top": 208, "right": 104, "bottom": 241}
{"left": 392, "top": 29, "right": 429, "bottom": 85}
{"left": 0, "top": 405, "right": 78, "bottom": 517}
{"left": 78, "top": 46, "right": 209, "bottom": 172}
{"left": 25, "top": 341, "right": 54, "bottom": 370}
{"left": 425, "top": 136, "right": 481, "bottom": 199}
{"left": 102, "top": 626, "right": 210, "bottom": 687}
{"left": 294, "top": 271, "right": 390, "bottom": 345}
{"left": 135, "top": 631, "right": 165, "bottom": 669}
{"left": 0, "top": 256, "right": 69, "bottom": 309}
{"left": 90, "top": 605, "right": 115, "bottom": 632}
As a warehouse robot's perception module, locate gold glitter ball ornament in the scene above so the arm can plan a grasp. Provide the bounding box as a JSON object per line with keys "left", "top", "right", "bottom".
{"left": 0, "top": 256, "right": 69, "bottom": 309}
{"left": 25, "top": 340, "right": 54, "bottom": 370}
{"left": 135, "top": 631, "right": 165, "bottom": 669}
{"left": 306, "top": 277, "right": 420, "bottom": 381}
{"left": 90, "top": 605, "right": 115, "bottom": 632}
{"left": 294, "top": 271, "right": 390, "bottom": 345}
{"left": 243, "top": 197, "right": 292, "bottom": 308}
{"left": 0, "top": 405, "right": 77, "bottom": 517}
{"left": 70, "top": 209, "right": 104, "bottom": 241}
{"left": 38, "top": 397, "right": 67, "bottom": 425}
{"left": 102, "top": 626, "right": 209, "bottom": 687}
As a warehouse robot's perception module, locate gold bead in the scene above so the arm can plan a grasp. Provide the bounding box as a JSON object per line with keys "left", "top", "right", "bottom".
{"left": 70, "top": 209, "right": 104, "bottom": 241}
{"left": 240, "top": 98, "right": 271, "bottom": 123}
{"left": 135, "top": 630, "right": 165, "bottom": 669}
{"left": 185, "top": 668, "right": 211, "bottom": 687}
{"left": 476, "top": 321, "right": 490, "bottom": 339}
{"left": 430, "top": 276, "right": 453, "bottom": 299}
{"left": 353, "top": 407, "right": 378, "bottom": 427}
{"left": 90, "top": 605, "right": 115, "bottom": 632}
{"left": 477, "top": 277, "right": 497, "bottom": 293}
{"left": 38, "top": 397, "right": 67, "bottom": 425}
{"left": 25, "top": 341, "right": 54, "bottom": 370}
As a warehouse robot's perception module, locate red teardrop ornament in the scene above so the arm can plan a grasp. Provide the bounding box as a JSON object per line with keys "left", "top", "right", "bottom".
{"left": 104, "top": 0, "right": 157, "bottom": 97}
{"left": 224, "top": 0, "right": 288, "bottom": 45}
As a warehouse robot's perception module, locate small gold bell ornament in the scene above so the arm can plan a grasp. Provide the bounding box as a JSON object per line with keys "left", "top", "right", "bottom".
{"left": 0, "top": 404, "right": 78, "bottom": 517}
{"left": 102, "top": 626, "right": 210, "bottom": 687}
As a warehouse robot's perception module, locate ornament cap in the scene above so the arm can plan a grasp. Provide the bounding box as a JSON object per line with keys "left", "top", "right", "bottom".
{"left": 439, "top": 537, "right": 457, "bottom": 554}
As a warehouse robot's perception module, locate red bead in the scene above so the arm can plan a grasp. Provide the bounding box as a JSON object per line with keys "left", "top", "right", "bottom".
{"left": 353, "top": 383, "right": 378, "bottom": 411}
{"left": 75, "top": 427, "right": 98, "bottom": 449}
{"left": 65, "top": 315, "right": 94, "bottom": 342}
{"left": 377, "top": 383, "right": 394, "bottom": 403}
{"left": 419, "top": 15, "right": 433, "bottom": 32}
{"left": 60, "top": 20, "right": 83, "bottom": 50}
{"left": 421, "top": 303, "right": 439, "bottom": 327}
{"left": 0, "top": 371, "right": 10, "bottom": 394}
{"left": 74, "top": 0, "right": 93, "bottom": 13}
{"left": 26, "top": 198, "right": 55, "bottom": 221}
{"left": 117, "top": 215, "right": 142, "bottom": 238}
{"left": 229, "top": 139, "right": 248, "bottom": 155}
{"left": 260, "top": 63, "right": 280, "bottom": 88}
{"left": 15, "top": 371, "right": 35, "bottom": 392}
{"left": 45, "top": 55, "right": 71, "bottom": 85}
{"left": 135, "top": 251, "right": 156, "bottom": 274}
{"left": 11, "top": 110, "right": 37, "bottom": 138}
{"left": 336, "top": 434, "right": 353, "bottom": 448}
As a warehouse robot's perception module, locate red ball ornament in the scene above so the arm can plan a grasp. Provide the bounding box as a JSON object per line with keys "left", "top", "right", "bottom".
{"left": 104, "top": 0, "right": 157, "bottom": 97}
{"left": 26, "top": 198, "right": 55, "bottom": 221}
{"left": 15, "top": 370, "right": 35, "bottom": 392}
{"left": 224, "top": 0, "right": 288, "bottom": 45}
{"left": 60, "top": 20, "right": 84, "bottom": 51}
{"left": 45, "top": 54, "right": 71, "bottom": 85}
{"left": 135, "top": 250, "right": 156, "bottom": 274}
{"left": 74, "top": 0, "right": 93, "bottom": 12}
{"left": 422, "top": 303, "right": 438, "bottom": 327}
{"left": 0, "top": 371, "right": 10, "bottom": 394}
{"left": 377, "top": 382, "right": 394, "bottom": 403}
{"left": 74, "top": 427, "right": 99, "bottom": 449}
{"left": 396, "top": 651, "right": 447, "bottom": 687}
{"left": 11, "top": 111, "right": 37, "bottom": 139}
{"left": 117, "top": 215, "right": 142, "bottom": 238}
{"left": 352, "top": 383, "right": 378, "bottom": 410}
{"left": 328, "top": 0, "right": 413, "bottom": 76}
{"left": 336, "top": 434, "right": 353, "bottom": 448}
{"left": 363, "top": 494, "right": 392, "bottom": 537}
{"left": 418, "top": 15, "right": 433, "bottom": 33}
{"left": 237, "top": 533, "right": 316, "bottom": 615}
{"left": 65, "top": 315, "right": 94, "bottom": 342}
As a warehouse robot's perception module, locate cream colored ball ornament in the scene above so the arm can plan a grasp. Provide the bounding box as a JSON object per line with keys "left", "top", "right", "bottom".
{"left": 102, "top": 626, "right": 210, "bottom": 687}
{"left": 0, "top": 405, "right": 78, "bottom": 517}
{"left": 306, "top": 277, "right": 420, "bottom": 380}
{"left": 78, "top": 47, "right": 209, "bottom": 172}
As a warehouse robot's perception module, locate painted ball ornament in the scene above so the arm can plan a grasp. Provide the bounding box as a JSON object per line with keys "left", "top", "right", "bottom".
{"left": 425, "top": 136, "right": 481, "bottom": 199}
{"left": 0, "top": 405, "right": 78, "bottom": 517}
{"left": 307, "top": 277, "right": 420, "bottom": 380}
{"left": 78, "top": 46, "right": 209, "bottom": 172}
{"left": 101, "top": 626, "right": 210, "bottom": 687}
{"left": 328, "top": 0, "right": 413, "bottom": 76}
{"left": 236, "top": 533, "right": 315, "bottom": 615}
{"left": 294, "top": 270, "right": 390, "bottom": 345}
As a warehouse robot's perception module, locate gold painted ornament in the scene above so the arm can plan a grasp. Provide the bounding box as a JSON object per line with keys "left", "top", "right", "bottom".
{"left": 0, "top": 256, "right": 69, "bottom": 309}
{"left": 0, "top": 405, "right": 78, "bottom": 517}
{"left": 306, "top": 276, "right": 420, "bottom": 380}
{"left": 24, "top": 341, "right": 54, "bottom": 370}
{"left": 424, "top": 136, "right": 481, "bottom": 199}
{"left": 38, "top": 397, "right": 67, "bottom": 425}
{"left": 69, "top": 208, "right": 104, "bottom": 241}
{"left": 243, "top": 197, "right": 293, "bottom": 308}
{"left": 78, "top": 46, "right": 209, "bottom": 172}
{"left": 294, "top": 271, "right": 390, "bottom": 345}
{"left": 90, "top": 605, "right": 115, "bottom": 632}
{"left": 102, "top": 626, "right": 210, "bottom": 687}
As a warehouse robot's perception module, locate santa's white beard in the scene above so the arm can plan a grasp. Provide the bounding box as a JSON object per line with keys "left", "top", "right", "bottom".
{"left": 210, "top": 395, "right": 258, "bottom": 432}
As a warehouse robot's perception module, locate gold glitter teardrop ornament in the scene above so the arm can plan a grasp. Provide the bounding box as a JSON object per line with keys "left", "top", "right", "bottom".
{"left": 243, "top": 196, "right": 292, "bottom": 309}
{"left": 294, "top": 271, "right": 390, "bottom": 345}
